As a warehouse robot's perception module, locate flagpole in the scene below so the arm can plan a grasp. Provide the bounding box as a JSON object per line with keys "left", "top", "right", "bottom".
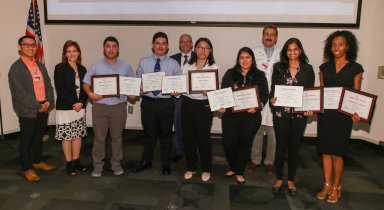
{"left": 32, "top": 0, "right": 36, "bottom": 35}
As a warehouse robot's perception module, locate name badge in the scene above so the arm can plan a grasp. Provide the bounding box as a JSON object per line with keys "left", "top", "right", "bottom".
{"left": 33, "top": 74, "right": 42, "bottom": 81}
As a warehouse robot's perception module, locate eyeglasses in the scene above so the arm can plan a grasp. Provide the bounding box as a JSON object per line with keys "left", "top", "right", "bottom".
{"left": 195, "top": 46, "right": 211, "bottom": 52}
{"left": 20, "top": 43, "right": 37, "bottom": 48}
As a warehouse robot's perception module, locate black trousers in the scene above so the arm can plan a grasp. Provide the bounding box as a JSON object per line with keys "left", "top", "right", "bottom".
{"left": 222, "top": 112, "right": 261, "bottom": 175}
{"left": 182, "top": 97, "right": 213, "bottom": 172}
{"left": 18, "top": 112, "right": 48, "bottom": 171}
{"left": 140, "top": 97, "right": 174, "bottom": 165}
{"left": 273, "top": 115, "right": 307, "bottom": 181}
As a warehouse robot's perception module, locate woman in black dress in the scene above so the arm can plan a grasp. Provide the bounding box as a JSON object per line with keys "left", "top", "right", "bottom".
{"left": 219, "top": 47, "right": 268, "bottom": 184}
{"left": 270, "top": 38, "right": 315, "bottom": 195}
{"left": 317, "top": 30, "right": 363, "bottom": 203}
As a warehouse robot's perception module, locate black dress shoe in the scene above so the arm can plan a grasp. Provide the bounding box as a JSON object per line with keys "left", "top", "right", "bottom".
{"left": 132, "top": 161, "right": 152, "bottom": 173}
{"left": 288, "top": 188, "right": 297, "bottom": 196}
{"left": 162, "top": 164, "right": 171, "bottom": 175}
{"left": 172, "top": 155, "right": 183, "bottom": 162}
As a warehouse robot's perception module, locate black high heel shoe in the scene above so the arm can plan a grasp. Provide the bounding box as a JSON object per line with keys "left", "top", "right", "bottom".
{"left": 66, "top": 161, "right": 76, "bottom": 176}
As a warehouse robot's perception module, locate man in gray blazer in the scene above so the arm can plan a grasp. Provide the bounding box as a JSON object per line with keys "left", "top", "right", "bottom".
{"left": 8, "top": 35, "right": 56, "bottom": 182}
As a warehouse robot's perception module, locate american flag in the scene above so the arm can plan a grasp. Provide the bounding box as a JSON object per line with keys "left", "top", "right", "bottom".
{"left": 26, "top": 0, "right": 44, "bottom": 64}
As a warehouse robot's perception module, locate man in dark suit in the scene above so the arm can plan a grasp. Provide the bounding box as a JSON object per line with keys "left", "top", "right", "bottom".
{"left": 170, "top": 34, "right": 194, "bottom": 162}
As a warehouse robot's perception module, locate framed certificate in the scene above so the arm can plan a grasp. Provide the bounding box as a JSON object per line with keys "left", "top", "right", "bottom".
{"left": 207, "top": 87, "right": 236, "bottom": 112}
{"left": 91, "top": 74, "right": 119, "bottom": 97}
{"left": 338, "top": 88, "right": 377, "bottom": 123}
{"left": 293, "top": 87, "right": 323, "bottom": 114}
{"left": 142, "top": 72, "right": 165, "bottom": 93}
{"left": 274, "top": 85, "right": 304, "bottom": 108}
{"left": 119, "top": 76, "right": 141, "bottom": 96}
{"left": 188, "top": 69, "right": 219, "bottom": 94}
{"left": 161, "top": 75, "right": 187, "bottom": 94}
{"left": 232, "top": 86, "right": 261, "bottom": 112}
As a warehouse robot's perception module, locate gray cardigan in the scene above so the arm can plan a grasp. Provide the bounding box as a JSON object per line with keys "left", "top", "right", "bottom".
{"left": 8, "top": 58, "right": 54, "bottom": 118}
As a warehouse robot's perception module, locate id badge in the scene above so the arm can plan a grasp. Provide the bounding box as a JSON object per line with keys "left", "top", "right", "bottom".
{"left": 33, "top": 74, "right": 41, "bottom": 81}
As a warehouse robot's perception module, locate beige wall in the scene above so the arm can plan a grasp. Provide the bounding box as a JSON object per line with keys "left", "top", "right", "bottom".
{"left": 1, "top": 0, "right": 383, "bottom": 144}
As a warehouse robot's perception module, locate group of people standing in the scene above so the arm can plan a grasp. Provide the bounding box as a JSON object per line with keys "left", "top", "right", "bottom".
{"left": 8, "top": 25, "right": 364, "bottom": 204}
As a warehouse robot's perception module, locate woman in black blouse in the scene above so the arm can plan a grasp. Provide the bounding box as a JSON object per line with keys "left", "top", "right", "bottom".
{"left": 270, "top": 38, "right": 315, "bottom": 195}
{"left": 54, "top": 40, "right": 88, "bottom": 175}
{"left": 219, "top": 47, "right": 268, "bottom": 184}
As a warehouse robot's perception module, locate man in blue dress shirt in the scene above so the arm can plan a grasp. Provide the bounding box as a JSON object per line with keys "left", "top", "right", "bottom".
{"left": 83, "top": 36, "right": 135, "bottom": 178}
{"left": 133, "top": 32, "right": 181, "bottom": 175}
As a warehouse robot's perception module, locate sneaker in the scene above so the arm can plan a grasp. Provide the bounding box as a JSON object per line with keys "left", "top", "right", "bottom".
{"left": 32, "top": 162, "right": 56, "bottom": 171}
{"left": 184, "top": 171, "right": 196, "bottom": 180}
{"left": 201, "top": 172, "right": 211, "bottom": 182}
{"left": 91, "top": 168, "right": 102, "bottom": 178}
{"left": 112, "top": 166, "right": 124, "bottom": 176}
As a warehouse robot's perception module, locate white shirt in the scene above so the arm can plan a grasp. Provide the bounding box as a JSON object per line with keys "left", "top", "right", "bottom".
{"left": 181, "top": 52, "right": 192, "bottom": 67}
{"left": 253, "top": 45, "right": 281, "bottom": 126}
{"left": 182, "top": 62, "right": 220, "bottom": 100}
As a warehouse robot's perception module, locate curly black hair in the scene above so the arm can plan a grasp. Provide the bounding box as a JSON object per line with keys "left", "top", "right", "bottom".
{"left": 323, "top": 30, "right": 359, "bottom": 62}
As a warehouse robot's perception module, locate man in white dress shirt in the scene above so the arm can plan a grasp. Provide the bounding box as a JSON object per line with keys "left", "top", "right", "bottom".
{"left": 250, "top": 25, "right": 281, "bottom": 174}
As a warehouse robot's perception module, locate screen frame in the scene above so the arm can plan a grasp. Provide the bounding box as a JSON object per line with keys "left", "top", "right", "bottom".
{"left": 44, "top": 0, "right": 362, "bottom": 28}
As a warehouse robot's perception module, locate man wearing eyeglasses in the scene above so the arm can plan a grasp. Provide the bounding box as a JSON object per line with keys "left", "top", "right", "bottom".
{"left": 8, "top": 35, "right": 56, "bottom": 182}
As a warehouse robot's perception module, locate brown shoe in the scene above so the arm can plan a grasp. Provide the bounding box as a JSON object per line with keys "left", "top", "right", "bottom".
{"left": 247, "top": 162, "right": 259, "bottom": 172}
{"left": 32, "top": 162, "right": 56, "bottom": 171}
{"left": 266, "top": 164, "right": 274, "bottom": 174}
{"left": 23, "top": 169, "right": 40, "bottom": 182}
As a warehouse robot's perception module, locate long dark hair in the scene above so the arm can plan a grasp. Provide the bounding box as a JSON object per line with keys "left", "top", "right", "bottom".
{"left": 323, "top": 30, "right": 358, "bottom": 62}
{"left": 231, "top": 47, "right": 264, "bottom": 87}
{"left": 280, "top": 38, "right": 309, "bottom": 65}
{"left": 188, "top": 37, "right": 215, "bottom": 66}
{"left": 233, "top": 47, "right": 258, "bottom": 72}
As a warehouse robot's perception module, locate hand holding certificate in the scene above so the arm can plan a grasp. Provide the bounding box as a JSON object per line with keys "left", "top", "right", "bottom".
{"left": 119, "top": 76, "right": 141, "bottom": 96}
{"left": 142, "top": 72, "right": 165, "bottom": 93}
{"left": 274, "top": 85, "right": 304, "bottom": 107}
{"left": 207, "top": 87, "right": 236, "bottom": 111}
{"left": 91, "top": 74, "right": 119, "bottom": 97}
{"left": 161, "top": 75, "right": 187, "bottom": 94}
{"left": 338, "top": 88, "right": 377, "bottom": 123}
{"left": 232, "top": 86, "right": 261, "bottom": 112}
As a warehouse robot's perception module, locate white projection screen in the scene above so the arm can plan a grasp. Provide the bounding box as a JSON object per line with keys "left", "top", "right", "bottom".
{"left": 44, "top": 0, "right": 362, "bottom": 27}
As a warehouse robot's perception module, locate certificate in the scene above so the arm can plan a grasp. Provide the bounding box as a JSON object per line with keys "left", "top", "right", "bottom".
{"left": 119, "top": 76, "right": 141, "bottom": 96}
{"left": 324, "top": 87, "right": 343, "bottom": 109}
{"left": 293, "top": 87, "right": 323, "bottom": 113}
{"left": 338, "top": 88, "right": 377, "bottom": 123}
{"left": 141, "top": 72, "right": 165, "bottom": 93}
{"left": 207, "top": 87, "right": 236, "bottom": 112}
{"left": 188, "top": 70, "right": 219, "bottom": 94}
{"left": 274, "top": 85, "right": 304, "bottom": 108}
{"left": 91, "top": 74, "right": 119, "bottom": 97}
{"left": 161, "top": 75, "right": 187, "bottom": 94}
{"left": 232, "top": 86, "right": 261, "bottom": 112}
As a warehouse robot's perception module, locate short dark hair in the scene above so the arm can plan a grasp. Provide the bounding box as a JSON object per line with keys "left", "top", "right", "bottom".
{"left": 18, "top": 35, "right": 35, "bottom": 45}
{"left": 103, "top": 36, "right": 119, "bottom": 46}
{"left": 152, "top": 32, "right": 168, "bottom": 44}
{"left": 262, "top": 24, "right": 278, "bottom": 36}
{"left": 323, "top": 30, "right": 358, "bottom": 62}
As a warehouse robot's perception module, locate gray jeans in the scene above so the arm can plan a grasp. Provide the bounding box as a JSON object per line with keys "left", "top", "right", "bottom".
{"left": 251, "top": 125, "right": 276, "bottom": 165}
{"left": 92, "top": 102, "right": 127, "bottom": 170}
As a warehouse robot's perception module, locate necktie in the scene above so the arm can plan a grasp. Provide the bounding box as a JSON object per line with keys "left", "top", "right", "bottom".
{"left": 183, "top": 55, "right": 189, "bottom": 66}
{"left": 153, "top": 58, "right": 161, "bottom": 96}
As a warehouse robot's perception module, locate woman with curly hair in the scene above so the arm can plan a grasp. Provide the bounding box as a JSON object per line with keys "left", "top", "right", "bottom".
{"left": 270, "top": 38, "right": 315, "bottom": 195}
{"left": 316, "top": 30, "right": 363, "bottom": 203}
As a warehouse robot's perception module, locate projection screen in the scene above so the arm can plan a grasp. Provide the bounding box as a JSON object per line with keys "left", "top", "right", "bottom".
{"left": 44, "top": 0, "right": 362, "bottom": 27}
